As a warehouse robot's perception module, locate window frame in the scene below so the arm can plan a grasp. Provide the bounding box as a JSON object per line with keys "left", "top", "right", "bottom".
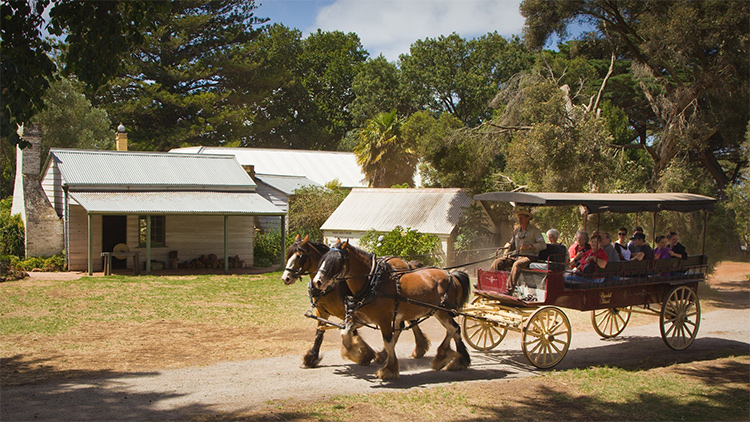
{"left": 138, "top": 215, "right": 166, "bottom": 248}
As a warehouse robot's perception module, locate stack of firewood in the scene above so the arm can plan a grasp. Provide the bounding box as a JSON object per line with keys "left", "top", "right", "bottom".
{"left": 178, "top": 254, "right": 246, "bottom": 269}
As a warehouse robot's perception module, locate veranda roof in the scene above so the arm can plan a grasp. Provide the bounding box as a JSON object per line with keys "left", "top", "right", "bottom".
{"left": 474, "top": 192, "right": 716, "bottom": 214}
{"left": 69, "top": 191, "right": 284, "bottom": 215}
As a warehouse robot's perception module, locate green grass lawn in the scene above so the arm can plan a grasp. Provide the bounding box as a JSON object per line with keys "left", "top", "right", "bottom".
{"left": 1, "top": 272, "right": 311, "bottom": 337}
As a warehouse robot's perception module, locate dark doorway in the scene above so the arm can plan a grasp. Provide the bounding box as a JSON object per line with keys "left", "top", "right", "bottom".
{"left": 102, "top": 215, "right": 128, "bottom": 269}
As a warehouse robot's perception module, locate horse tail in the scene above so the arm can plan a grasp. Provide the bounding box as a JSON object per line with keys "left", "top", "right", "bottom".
{"left": 450, "top": 270, "right": 471, "bottom": 309}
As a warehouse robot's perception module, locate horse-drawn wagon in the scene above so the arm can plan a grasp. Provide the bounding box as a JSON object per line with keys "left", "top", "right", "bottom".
{"left": 283, "top": 191, "right": 715, "bottom": 377}
{"left": 461, "top": 192, "right": 715, "bottom": 368}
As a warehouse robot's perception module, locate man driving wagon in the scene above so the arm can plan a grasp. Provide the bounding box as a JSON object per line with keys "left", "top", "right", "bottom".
{"left": 489, "top": 207, "right": 546, "bottom": 293}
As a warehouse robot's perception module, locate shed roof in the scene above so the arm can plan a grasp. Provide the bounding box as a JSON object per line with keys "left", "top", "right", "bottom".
{"left": 254, "top": 173, "right": 320, "bottom": 196}
{"left": 321, "top": 188, "right": 471, "bottom": 236}
{"left": 69, "top": 191, "right": 284, "bottom": 215}
{"left": 48, "top": 149, "right": 255, "bottom": 191}
{"left": 474, "top": 192, "right": 716, "bottom": 213}
{"left": 170, "top": 146, "right": 366, "bottom": 188}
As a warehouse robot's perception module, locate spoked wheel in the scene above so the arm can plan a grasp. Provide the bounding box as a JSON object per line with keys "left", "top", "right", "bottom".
{"left": 660, "top": 286, "right": 701, "bottom": 350}
{"left": 522, "top": 306, "right": 571, "bottom": 369}
{"left": 591, "top": 307, "right": 632, "bottom": 338}
{"left": 462, "top": 316, "right": 507, "bottom": 351}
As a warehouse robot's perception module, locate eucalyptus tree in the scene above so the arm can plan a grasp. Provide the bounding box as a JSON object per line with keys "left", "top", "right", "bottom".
{"left": 399, "top": 32, "right": 533, "bottom": 126}
{"left": 350, "top": 55, "right": 416, "bottom": 127}
{"left": 520, "top": 0, "right": 750, "bottom": 192}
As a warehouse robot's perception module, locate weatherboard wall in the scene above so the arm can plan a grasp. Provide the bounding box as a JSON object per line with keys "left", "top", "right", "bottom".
{"left": 66, "top": 207, "right": 255, "bottom": 271}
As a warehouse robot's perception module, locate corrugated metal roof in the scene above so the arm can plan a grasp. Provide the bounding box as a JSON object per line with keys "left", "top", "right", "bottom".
{"left": 49, "top": 149, "right": 255, "bottom": 190}
{"left": 474, "top": 192, "right": 716, "bottom": 213}
{"left": 254, "top": 173, "right": 320, "bottom": 195}
{"left": 69, "top": 191, "right": 284, "bottom": 215}
{"left": 170, "top": 146, "right": 366, "bottom": 188}
{"left": 320, "top": 188, "right": 471, "bottom": 236}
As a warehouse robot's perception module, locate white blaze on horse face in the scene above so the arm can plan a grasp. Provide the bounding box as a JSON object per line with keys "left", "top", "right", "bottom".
{"left": 312, "top": 261, "right": 330, "bottom": 290}
{"left": 281, "top": 254, "right": 300, "bottom": 285}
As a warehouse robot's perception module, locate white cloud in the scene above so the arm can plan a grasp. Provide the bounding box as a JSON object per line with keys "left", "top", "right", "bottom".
{"left": 311, "top": 0, "right": 525, "bottom": 61}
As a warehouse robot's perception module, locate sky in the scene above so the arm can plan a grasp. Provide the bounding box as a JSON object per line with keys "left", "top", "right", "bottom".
{"left": 255, "top": 0, "right": 528, "bottom": 61}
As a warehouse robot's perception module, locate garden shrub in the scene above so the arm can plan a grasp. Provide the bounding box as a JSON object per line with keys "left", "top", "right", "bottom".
{"left": 0, "top": 255, "right": 27, "bottom": 282}
{"left": 13, "top": 253, "right": 66, "bottom": 272}
{"left": 359, "top": 226, "right": 441, "bottom": 266}
{"left": 0, "top": 197, "right": 24, "bottom": 257}
{"left": 254, "top": 229, "right": 282, "bottom": 268}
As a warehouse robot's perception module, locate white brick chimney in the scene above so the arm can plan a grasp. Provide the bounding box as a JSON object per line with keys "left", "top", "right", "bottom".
{"left": 11, "top": 123, "right": 65, "bottom": 257}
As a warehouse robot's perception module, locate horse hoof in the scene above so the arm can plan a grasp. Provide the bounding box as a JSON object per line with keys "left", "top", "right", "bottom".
{"left": 376, "top": 368, "right": 400, "bottom": 380}
{"left": 445, "top": 358, "right": 468, "bottom": 371}
{"left": 302, "top": 353, "right": 322, "bottom": 368}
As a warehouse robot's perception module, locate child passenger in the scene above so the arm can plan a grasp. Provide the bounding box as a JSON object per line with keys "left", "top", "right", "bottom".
{"left": 654, "top": 235, "right": 671, "bottom": 260}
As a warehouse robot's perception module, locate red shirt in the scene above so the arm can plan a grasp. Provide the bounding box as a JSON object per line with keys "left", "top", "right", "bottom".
{"left": 569, "top": 242, "right": 591, "bottom": 259}
{"left": 579, "top": 248, "right": 609, "bottom": 273}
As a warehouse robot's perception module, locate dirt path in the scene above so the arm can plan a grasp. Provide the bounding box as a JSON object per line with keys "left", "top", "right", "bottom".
{"left": 3, "top": 262, "right": 748, "bottom": 421}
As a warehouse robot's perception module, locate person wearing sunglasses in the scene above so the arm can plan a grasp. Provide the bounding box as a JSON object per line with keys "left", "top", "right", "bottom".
{"left": 614, "top": 227, "right": 631, "bottom": 260}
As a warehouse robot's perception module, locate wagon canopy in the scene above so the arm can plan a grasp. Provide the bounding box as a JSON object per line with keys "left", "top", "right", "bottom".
{"left": 474, "top": 192, "right": 716, "bottom": 214}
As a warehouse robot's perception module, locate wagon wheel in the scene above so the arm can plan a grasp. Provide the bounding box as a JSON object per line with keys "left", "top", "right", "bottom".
{"left": 462, "top": 316, "right": 507, "bottom": 351}
{"left": 591, "top": 307, "right": 632, "bottom": 339}
{"left": 522, "top": 306, "right": 571, "bottom": 369}
{"left": 660, "top": 286, "right": 701, "bottom": 351}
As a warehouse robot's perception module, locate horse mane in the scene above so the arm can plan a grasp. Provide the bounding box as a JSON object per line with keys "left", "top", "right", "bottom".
{"left": 334, "top": 241, "right": 373, "bottom": 262}
{"left": 287, "top": 239, "right": 330, "bottom": 257}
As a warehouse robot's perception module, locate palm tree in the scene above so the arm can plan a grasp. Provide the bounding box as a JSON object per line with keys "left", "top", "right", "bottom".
{"left": 354, "top": 110, "right": 417, "bottom": 188}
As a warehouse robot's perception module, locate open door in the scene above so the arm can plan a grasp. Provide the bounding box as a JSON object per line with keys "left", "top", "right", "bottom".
{"left": 102, "top": 215, "right": 127, "bottom": 269}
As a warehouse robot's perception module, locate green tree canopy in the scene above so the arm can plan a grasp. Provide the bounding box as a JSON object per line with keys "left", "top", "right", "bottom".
{"left": 399, "top": 32, "right": 532, "bottom": 126}
{"left": 520, "top": 0, "right": 750, "bottom": 193}
{"left": 1, "top": 0, "right": 169, "bottom": 147}
{"left": 34, "top": 77, "right": 114, "bottom": 158}
{"left": 94, "top": 0, "right": 268, "bottom": 151}
{"left": 350, "top": 55, "right": 415, "bottom": 127}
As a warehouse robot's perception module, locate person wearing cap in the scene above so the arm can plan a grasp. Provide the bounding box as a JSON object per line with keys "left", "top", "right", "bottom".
{"left": 629, "top": 232, "right": 654, "bottom": 261}
{"left": 627, "top": 226, "right": 644, "bottom": 256}
{"left": 490, "top": 207, "right": 546, "bottom": 293}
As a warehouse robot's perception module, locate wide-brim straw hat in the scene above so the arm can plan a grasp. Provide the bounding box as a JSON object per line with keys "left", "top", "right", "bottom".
{"left": 514, "top": 207, "right": 533, "bottom": 219}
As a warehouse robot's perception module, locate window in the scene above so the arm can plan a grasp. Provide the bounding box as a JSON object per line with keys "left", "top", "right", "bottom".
{"left": 138, "top": 215, "right": 166, "bottom": 247}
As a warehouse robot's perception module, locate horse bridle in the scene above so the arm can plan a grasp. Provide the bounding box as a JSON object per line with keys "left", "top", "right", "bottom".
{"left": 285, "top": 252, "right": 310, "bottom": 278}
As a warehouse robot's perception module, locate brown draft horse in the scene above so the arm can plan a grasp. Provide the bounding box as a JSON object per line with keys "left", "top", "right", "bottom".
{"left": 312, "top": 239, "right": 471, "bottom": 380}
{"left": 281, "top": 235, "right": 431, "bottom": 368}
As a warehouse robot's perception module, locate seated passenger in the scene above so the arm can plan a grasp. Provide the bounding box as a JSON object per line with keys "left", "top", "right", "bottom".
{"left": 538, "top": 229, "right": 569, "bottom": 265}
{"left": 654, "top": 235, "right": 671, "bottom": 260}
{"left": 667, "top": 231, "right": 688, "bottom": 259}
{"left": 576, "top": 234, "right": 609, "bottom": 274}
{"left": 614, "top": 227, "right": 632, "bottom": 260}
{"left": 489, "top": 207, "right": 546, "bottom": 292}
{"left": 565, "top": 234, "right": 608, "bottom": 284}
{"left": 569, "top": 230, "right": 591, "bottom": 267}
{"left": 627, "top": 226, "right": 644, "bottom": 257}
{"left": 629, "top": 232, "right": 654, "bottom": 261}
{"left": 600, "top": 231, "right": 620, "bottom": 263}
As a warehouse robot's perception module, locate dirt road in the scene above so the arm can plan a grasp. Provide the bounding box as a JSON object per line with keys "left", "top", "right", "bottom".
{"left": 2, "top": 264, "right": 748, "bottom": 421}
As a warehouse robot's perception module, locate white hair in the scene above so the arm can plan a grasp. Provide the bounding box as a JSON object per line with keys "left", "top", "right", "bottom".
{"left": 546, "top": 229, "right": 559, "bottom": 239}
